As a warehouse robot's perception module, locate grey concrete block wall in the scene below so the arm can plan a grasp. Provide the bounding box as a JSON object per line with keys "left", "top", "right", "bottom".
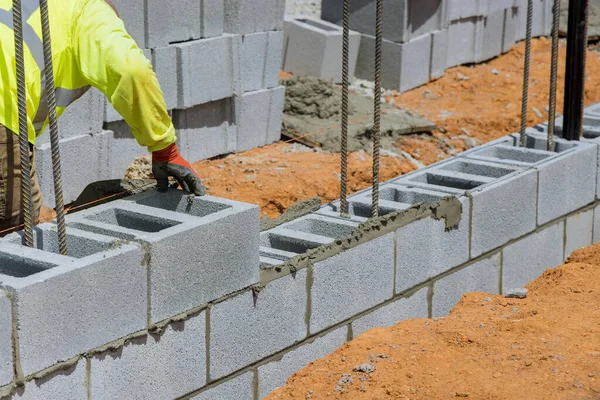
{"left": 236, "top": 86, "right": 285, "bottom": 151}
{"left": 90, "top": 313, "right": 206, "bottom": 400}
{"left": 191, "top": 372, "right": 254, "bottom": 400}
{"left": 36, "top": 131, "right": 112, "bottom": 208}
{"left": 0, "top": 291, "right": 12, "bottom": 388}
{"left": 502, "top": 221, "right": 565, "bottom": 291}
{"left": 68, "top": 193, "right": 260, "bottom": 324}
{"left": 209, "top": 270, "right": 308, "bottom": 380}
{"left": 565, "top": 209, "right": 594, "bottom": 258}
{"left": 5, "top": 360, "right": 87, "bottom": 400}
{"left": 224, "top": 0, "right": 286, "bottom": 34}
{"left": 282, "top": 17, "right": 361, "bottom": 83}
{"left": 351, "top": 287, "right": 429, "bottom": 338}
{"left": 310, "top": 233, "right": 395, "bottom": 333}
{"left": 431, "top": 29, "right": 448, "bottom": 80}
{"left": 321, "top": 0, "right": 446, "bottom": 44}
{"left": 241, "top": 31, "right": 284, "bottom": 92}
{"left": 447, "top": 17, "right": 482, "bottom": 68}
{"left": 446, "top": 0, "right": 488, "bottom": 20}
{"left": 258, "top": 326, "right": 347, "bottom": 398}
{"left": 432, "top": 252, "right": 501, "bottom": 318}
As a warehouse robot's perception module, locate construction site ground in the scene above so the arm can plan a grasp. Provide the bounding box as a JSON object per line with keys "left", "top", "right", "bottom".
{"left": 173, "top": 38, "right": 600, "bottom": 219}
{"left": 264, "top": 243, "right": 600, "bottom": 400}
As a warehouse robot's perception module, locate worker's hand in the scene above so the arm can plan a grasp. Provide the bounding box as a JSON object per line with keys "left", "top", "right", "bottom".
{"left": 152, "top": 143, "right": 206, "bottom": 196}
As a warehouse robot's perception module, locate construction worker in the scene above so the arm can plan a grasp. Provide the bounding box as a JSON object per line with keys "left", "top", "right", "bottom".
{"left": 0, "top": 0, "right": 205, "bottom": 231}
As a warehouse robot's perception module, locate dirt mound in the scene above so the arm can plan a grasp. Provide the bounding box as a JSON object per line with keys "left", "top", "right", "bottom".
{"left": 265, "top": 243, "right": 600, "bottom": 399}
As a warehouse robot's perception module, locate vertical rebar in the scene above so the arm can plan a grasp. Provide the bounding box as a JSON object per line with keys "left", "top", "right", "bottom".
{"left": 39, "top": 0, "right": 67, "bottom": 255}
{"left": 547, "top": 0, "right": 561, "bottom": 151}
{"left": 519, "top": 0, "right": 534, "bottom": 147}
{"left": 372, "top": 0, "right": 383, "bottom": 218}
{"left": 340, "top": 0, "right": 350, "bottom": 217}
{"left": 562, "top": 0, "right": 588, "bottom": 140}
{"left": 13, "top": 0, "right": 34, "bottom": 247}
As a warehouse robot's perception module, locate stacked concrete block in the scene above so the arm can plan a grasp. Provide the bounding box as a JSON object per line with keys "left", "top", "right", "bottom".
{"left": 502, "top": 221, "right": 565, "bottom": 291}
{"left": 0, "top": 291, "right": 12, "bottom": 388}
{"left": 432, "top": 252, "right": 501, "bottom": 317}
{"left": 565, "top": 209, "right": 594, "bottom": 257}
{"left": 321, "top": 0, "right": 446, "bottom": 44}
{"left": 6, "top": 360, "right": 87, "bottom": 400}
{"left": 68, "top": 191, "right": 260, "bottom": 323}
{"left": 224, "top": 0, "right": 285, "bottom": 34}
{"left": 446, "top": 16, "right": 482, "bottom": 68}
{"left": 257, "top": 326, "right": 347, "bottom": 398}
{"left": 236, "top": 86, "right": 286, "bottom": 151}
{"left": 241, "top": 31, "right": 284, "bottom": 92}
{"left": 90, "top": 312, "right": 207, "bottom": 400}
{"left": 0, "top": 227, "right": 146, "bottom": 376}
{"left": 282, "top": 16, "right": 361, "bottom": 83}
{"left": 192, "top": 372, "right": 254, "bottom": 400}
{"left": 36, "top": 130, "right": 112, "bottom": 208}
{"left": 209, "top": 270, "right": 308, "bottom": 380}
{"left": 351, "top": 287, "right": 429, "bottom": 338}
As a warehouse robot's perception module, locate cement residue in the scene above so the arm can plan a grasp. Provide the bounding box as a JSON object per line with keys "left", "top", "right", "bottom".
{"left": 282, "top": 76, "right": 437, "bottom": 154}
{"left": 260, "top": 196, "right": 462, "bottom": 284}
{"left": 260, "top": 196, "right": 322, "bottom": 231}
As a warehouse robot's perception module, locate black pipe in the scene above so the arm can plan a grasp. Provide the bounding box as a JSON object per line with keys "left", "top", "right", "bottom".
{"left": 562, "top": 0, "right": 589, "bottom": 141}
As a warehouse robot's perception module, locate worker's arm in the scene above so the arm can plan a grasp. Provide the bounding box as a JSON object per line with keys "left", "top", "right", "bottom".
{"left": 72, "top": 0, "right": 173, "bottom": 153}
{"left": 72, "top": 0, "right": 206, "bottom": 195}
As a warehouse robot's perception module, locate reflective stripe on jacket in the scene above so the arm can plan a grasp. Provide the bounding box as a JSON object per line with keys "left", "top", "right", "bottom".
{"left": 0, "top": 0, "right": 175, "bottom": 152}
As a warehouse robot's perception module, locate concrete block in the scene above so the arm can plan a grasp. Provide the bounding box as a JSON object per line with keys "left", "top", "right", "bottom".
{"left": 104, "top": 122, "right": 148, "bottom": 179}
{"left": 146, "top": 0, "right": 224, "bottom": 48}
{"left": 241, "top": 31, "right": 284, "bottom": 92}
{"left": 351, "top": 287, "right": 429, "bottom": 338}
{"left": 0, "top": 291, "right": 12, "bottom": 387}
{"left": 258, "top": 326, "right": 347, "bottom": 398}
{"left": 7, "top": 359, "right": 87, "bottom": 400}
{"left": 516, "top": 0, "right": 551, "bottom": 40}
{"left": 470, "top": 169, "right": 538, "bottom": 257}
{"left": 430, "top": 29, "right": 448, "bottom": 80}
{"left": 191, "top": 372, "right": 254, "bottom": 400}
{"left": 224, "top": 0, "right": 286, "bottom": 34}
{"left": 310, "top": 233, "right": 395, "bottom": 333}
{"left": 276, "top": 214, "right": 359, "bottom": 239}
{"left": 447, "top": 0, "right": 488, "bottom": 20}
{"left": 356, "top": 33, "right": 431, "bottom": 92}
{"left": 502, "top": 221, "right": 565, "bottom": 291}
{"left": 321, "top": 0, "right": 446, "bottom": 44}
{"left": 0, "top": 226, "right": 146, "bottom": 376}
{"left": 282, "top": 17, "right": 360, "bottom": 83}
{"left": 151, "top": 46, "right": 178, "bottom": 110}
{"left": 534, "top": 138, "right": 597, "bottom": 225}
{"left": 68, "top": 191, "right": 260, "bottom": 323}
{"left": 36, "top": 131, "right": 112, "bottom": 208}
{"left": 236, "top": 86, "right": 285, "bottom": 151}
{"left": 464, "top": 143, "right": 557, "bottom": 167}
{"left": 478, "top": 10, "right": 506, "bottom": 62}
{"left": 173, "top": 98, "right": 236, "bottom": 163}
{"left": 394, "top": 191, "right": 471, "bottom": 293}
{"left": 210, "top": 270, "right": 308, "bottom": 380}
{"left": 110, "top": 0, "right": 146, "bottom": 47}
{"left": 594, "top": 204, "right": 600, "bottom": 244}
{"left": 565, "top": 209, "right": 594, "bottom": 258}
{"left": 176, "top": 35, "right": 241, "bottom": 109}
{"left": 432, "top": 252, "right": 501, "bottom": 318}
{"left": 91, "top": 312, "right": 206, "bottom": 400}
{"left": 447, "top": 16, "right": 482, "bottom": 68}
{"left": 503, "top": 6, "right": 519, "bottom": 53}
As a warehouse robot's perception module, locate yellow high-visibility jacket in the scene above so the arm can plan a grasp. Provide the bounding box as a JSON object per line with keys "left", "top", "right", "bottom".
{"left": 0, "top": 0, "right": 175, "bottom": 152}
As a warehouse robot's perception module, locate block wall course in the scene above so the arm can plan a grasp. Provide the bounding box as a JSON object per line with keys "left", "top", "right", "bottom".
{"left": 90, "top": 312, "right": 206, "bottom": 400}
{"left": 258, "top": 326, "right": 347, "bottom": 398}
{"left": 432, "top": 252, "right": 501, "bottom": 318}
{"left": 5, "top": 359, "right": 87, "bottom": 400}
{"left": 224, "top": 0, "right": 286, "bottom": 35}
{"left": 236, "top": 86, "right": 285, "bottom": 152}
{"left": 282, "top": 17, "right": 361, "bottom": 83}
{"left": 502, "top": 221, "right": 565, "bottom": 291}
{"left": 565, "top": 209, "right": 594, "bottom": 258}
{"left": 191, "top": 372, "right": 254, "bottom": 400}
{"left": 241, "top": 31, "right": 284, "bottom": 92}
{"left": 310, "top": 233, "right": 395, "bottom": 333}
{"left": 430, "top": 29, "right": 448, "bottom": 80}
{"left": 351, "top": 287, "right": 429, "bottom": 338}
{"left": 209, "top": 269, "right": 308, "bottom": 380}
{"left": 0, "top": 291, "right": 12, "bottom": 388}
{"left": 447, "top": 16, "right": 482, "bottom": 68}
{"left": 0, "top": 236, "right": 146, "bottom": 376}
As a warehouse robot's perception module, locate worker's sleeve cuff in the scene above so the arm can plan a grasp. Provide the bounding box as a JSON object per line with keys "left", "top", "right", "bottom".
{"left": 147, "top": 125, "right": 177, "bottom": 153}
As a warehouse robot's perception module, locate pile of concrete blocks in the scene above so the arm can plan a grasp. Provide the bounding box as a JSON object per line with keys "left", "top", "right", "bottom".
{"left": 35, "top": 0, "right": 287, "bottom": 208}
{"left": 3, "top": 103, "right": 600, "bottom": 399}
{"left": 281, "top": 0, "right": 552, "bottom": 91}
